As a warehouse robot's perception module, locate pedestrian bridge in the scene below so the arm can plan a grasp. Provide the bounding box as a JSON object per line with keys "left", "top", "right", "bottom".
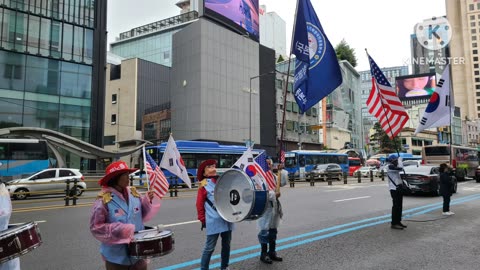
{"left": 0, "top": 127, "right": 151, "bottom": 168}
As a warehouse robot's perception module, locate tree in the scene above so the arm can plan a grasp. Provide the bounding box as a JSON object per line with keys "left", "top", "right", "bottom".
{"left": 335, "top": 39, "right": 357, "bottom": 67}
{"left": 277, "top": 55, "right": 285, "bottom": 63}
{"left": 370, "top": 122, "right": 404, "bottom": 153}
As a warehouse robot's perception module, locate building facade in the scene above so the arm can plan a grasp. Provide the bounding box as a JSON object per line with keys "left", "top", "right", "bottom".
{"left": 0, "top": 0, "right": 107, "bottom": 169}
{"left": 447, "top": 0, "right": 480, "bottom": 121}
{"left": 110, "top": 11, "right": 198, "bottom": 67}
{"left": 104, "top": 58, "right": 171, "bottom": 155}
{"left": 259, "top": 5, "right": 286, "bottom": 59}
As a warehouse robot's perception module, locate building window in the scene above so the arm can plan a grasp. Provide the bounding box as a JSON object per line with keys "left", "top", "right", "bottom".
{"left": 470, "top": 4, "right": 474, "bottom": 11}
{"left": 104, "top": 135, "right": 116, "bottom": 146}
{"left": 112, "top": 94, "right": 117, "bottom": 104}
{"left": 286, "top": 101, "right": 293, "bottom": 112}
{"left": 275, "top": 79, "right": 283, "bottom": 89}
{"left": 111, "top": 114, "right": 117, "bottom": 124}
{"left": 472, "top": 29, "right": 477, "bottom": 34}
{"left": 474, "top": 50, "right": 479, "bottom": 55}
{"left": 110, "top": 64, "right": 121, "bottom": 80}
{"left": 473, "top": 36, "right": 478, "bottom": 41}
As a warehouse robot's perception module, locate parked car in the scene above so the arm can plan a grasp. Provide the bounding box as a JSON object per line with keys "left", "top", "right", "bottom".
{"left": 476, "top": 166, "right": 480, "bottom": 183}
{"left": 353, "top": 166, "right": 376, "bottom": 178}
{"left": 400, "top": 165, "right": 457, "bottom": 195}
{"left": 402, "top": 160, "right": 421, "bottom": 167}
{"left": 374, "top": 166, "right": 388, "bottom": 177}
{"left": 5, "top": 168, "right": 86, "bottom": 200}
{"left": 306, "top": 163, "right": 343, "bottom": 180}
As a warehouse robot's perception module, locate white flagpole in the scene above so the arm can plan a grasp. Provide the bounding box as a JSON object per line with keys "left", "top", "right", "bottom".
{"left": 142, "top": 145, "right": 150, "bottom": 191}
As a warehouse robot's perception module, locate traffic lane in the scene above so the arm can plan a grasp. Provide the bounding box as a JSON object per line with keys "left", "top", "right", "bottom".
{"left": 152, "top": 182, "right": 480, "bottom": 269}
{"left": 8, "top": 181, "right": 479, "bottom": 270}
{"left": 231, "top": 196, "right": 480, "bottom": 270}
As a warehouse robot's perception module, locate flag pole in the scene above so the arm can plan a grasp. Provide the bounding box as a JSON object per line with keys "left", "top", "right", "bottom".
{"left": 447, "top": 65, "right": 453, "bottom": 166}
{"left": 142, "top": 145, "right": 150, "bottom": 191}
{"left": 279, "top": 0, "right": 300, "bottom": 160}
{"left": 365, "top": 49, "right": 402, "bottom": 157}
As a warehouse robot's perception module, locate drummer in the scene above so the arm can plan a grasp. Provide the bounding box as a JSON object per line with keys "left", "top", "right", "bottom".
{"left": 196, "top": 159, "right": 234, "bottom": 270}
{"left": 90, "top": 161, "right": 160, "bottom": 270}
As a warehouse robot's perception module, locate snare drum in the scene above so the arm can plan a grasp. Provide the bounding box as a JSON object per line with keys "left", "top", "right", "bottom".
{"left": 128, "top": 228, "right": 174, "bottom": 259}
{"left": 214, "top": 169, "right": 268, "bottom": 222}
{"left": 0, "top": 222, "right": 42, "bottom": 264}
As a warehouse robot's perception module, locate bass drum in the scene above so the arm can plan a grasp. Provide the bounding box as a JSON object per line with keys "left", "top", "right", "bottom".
{"left": 214, "top": 169, "right": 268, "bottom": 223}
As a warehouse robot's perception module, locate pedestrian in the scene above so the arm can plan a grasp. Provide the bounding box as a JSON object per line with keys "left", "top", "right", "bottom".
{"left": 386, "top": 154, "right": 407, "bottom": 230}
{"left": 196, "top": 159, "right": 234, "bottom": 270}
{"left": 257, "top": 159, "right": 287, "bottom": 264}
{"left": 90, "top": 161, "right": 161, "bottom": 270}
{"left": 439, "top": 163, "right": 455, "bottom": 216}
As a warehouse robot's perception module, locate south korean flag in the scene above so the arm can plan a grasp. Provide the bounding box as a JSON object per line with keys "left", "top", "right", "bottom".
{"left": 414, "top": 65, "right": 453, "bottom": 135}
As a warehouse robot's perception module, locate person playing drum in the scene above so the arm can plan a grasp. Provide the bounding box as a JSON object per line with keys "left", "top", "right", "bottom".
{"left": 196, "top": 159, "right": 234, "bottom": 270}
{"left": 257, "top": 159, "right": 287, "bottom": 264}
{"left": 90, "top": 161, "right": 161, "bottom": 270}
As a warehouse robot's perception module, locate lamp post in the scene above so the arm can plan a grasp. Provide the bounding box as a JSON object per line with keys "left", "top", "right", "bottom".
{"left": 248, "top": 71, "right": 275, "bottom": 147}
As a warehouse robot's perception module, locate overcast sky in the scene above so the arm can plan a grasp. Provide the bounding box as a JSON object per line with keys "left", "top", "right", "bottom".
{"left": 107, "top": 0, "right": 446, "bottom": 71}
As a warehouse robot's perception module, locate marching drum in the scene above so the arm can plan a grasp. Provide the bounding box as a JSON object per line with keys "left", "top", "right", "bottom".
{"left": 214, "top": 169, "right": 268, "bottom": 222}
{"left": 128, "top": 227, "right": 174, "bottom": 259}
{"left": 0, "top": 222, "right": 42, "bottom": 264}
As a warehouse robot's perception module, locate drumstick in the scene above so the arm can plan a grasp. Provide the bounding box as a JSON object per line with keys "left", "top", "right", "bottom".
{"left": 276, "top": 167, "right": 281, "bottom": 194}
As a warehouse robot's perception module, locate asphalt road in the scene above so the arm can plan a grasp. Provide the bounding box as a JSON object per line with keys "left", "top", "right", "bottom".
{"left": 7, "top": 178, "right": 480, "bottom": 270}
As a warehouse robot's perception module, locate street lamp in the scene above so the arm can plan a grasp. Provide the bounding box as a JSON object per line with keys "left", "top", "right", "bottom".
{"left": 248, "top": 71, "right": 275, "bottom": 146}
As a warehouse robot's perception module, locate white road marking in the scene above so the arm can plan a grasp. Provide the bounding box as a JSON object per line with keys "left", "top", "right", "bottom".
{"left": 333, "top": 196, "right": 371, "bottom": 202}
{"left": 163, "top": 220, "right": 199, "bottom": 227}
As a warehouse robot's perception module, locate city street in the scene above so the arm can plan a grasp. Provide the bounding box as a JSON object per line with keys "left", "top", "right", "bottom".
{"left": 8, "top": 179, "right": 480, "bottom": 270}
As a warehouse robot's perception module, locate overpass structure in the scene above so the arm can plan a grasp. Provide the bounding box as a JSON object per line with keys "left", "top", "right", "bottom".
{"left": 0, "top": 127, "right": 151, "bottom": 168}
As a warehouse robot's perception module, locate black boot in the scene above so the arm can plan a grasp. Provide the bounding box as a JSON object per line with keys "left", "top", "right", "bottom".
{"left": 260, "top": 244, "right": 272, "bottom": 264}
{"left": 268, "top": 240, "right": 283, "bottom": 261}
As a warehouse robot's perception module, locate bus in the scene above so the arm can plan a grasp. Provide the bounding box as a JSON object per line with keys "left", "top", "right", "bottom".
{"left": 145, "top": 141, "right": 263, "bottom": 185}
{"left": 348, "top": 157, "right": 362, "bottom": 176}
{"left": 0, "top": 139, "right": 50, "bottom": 180}
{"left": 284, "top": 150, "right": 349, "bottom": 179}
{"left": 422, "top": 145, "right": 480, "bottom": 178}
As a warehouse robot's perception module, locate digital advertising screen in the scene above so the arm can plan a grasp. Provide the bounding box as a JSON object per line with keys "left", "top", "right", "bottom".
{"left": 204, "top": 0, "right": 260, "bottom": 42}
{"left": 395, "top": 73, "right": 436, "bottom": 101}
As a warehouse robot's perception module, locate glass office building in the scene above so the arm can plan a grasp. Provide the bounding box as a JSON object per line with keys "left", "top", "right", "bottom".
{"left": 0, "top": 0, "right": 107, "bottom": 168}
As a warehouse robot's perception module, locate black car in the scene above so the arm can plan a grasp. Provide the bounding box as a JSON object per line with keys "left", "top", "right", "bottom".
{"left": 476, "top": 166, "right": 480, "bottom": 183}
{"left": 400, "top": 165, "right": 457, "bottom": 196}
{"left": 306, "top": 163, "right": 343, "bottom": 181}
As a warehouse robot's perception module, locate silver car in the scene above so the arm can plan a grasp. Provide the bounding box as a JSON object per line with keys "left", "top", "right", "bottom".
{"left": 6, "top": 168, "right": 86, "bottom": 200}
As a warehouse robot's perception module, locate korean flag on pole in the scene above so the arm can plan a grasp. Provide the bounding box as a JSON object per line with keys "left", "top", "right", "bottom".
{"left": 160, "top": 135, "right": 192, "bottom": 188}
{"left": 415, "top": 65, "right": 453, "bottom": 135}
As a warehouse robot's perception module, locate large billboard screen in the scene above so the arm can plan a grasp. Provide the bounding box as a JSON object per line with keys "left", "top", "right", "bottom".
{"left": 204, "top": 0, "right": 259, "bottom": 42}
{"left": 395, "top": 73, "right": 436, "bottom": 101}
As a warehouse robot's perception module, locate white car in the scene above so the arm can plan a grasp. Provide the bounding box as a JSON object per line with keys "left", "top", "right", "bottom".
{"left": 129, "top": 170, "right": 148, "bottom": 186}
{"left": 353, "top": 166, "right": 376, "bottom": 177}
{"left": 6, "top": 168, "right": 86, "bottom": 200}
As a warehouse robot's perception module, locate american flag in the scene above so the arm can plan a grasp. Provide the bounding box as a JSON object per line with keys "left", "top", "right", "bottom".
{"left": 279, "top": 146, "right": 286, "bottom": 164}
{"left": 145, "top": 151, "right": 169, "bottom": 198}
{"left": 254, "top": 152, "right": 276, "bottom": 191}
{"left": 366, "top": 53, "right": 409, "bottom": 139}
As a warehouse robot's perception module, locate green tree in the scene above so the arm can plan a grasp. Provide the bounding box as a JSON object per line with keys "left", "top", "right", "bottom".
{"left": 277, "top": 55, "right": 285, "bottom": 63}
{"left": 335, "top": 39, "right": 357, "bottom": 67}
{"left": 370, "top": 122, "right": 404, "bottom": 153}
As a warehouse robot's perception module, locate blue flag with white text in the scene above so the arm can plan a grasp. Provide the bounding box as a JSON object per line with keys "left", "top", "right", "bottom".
{"left": 292, "top": 0, "right": 342, "bottom": 113}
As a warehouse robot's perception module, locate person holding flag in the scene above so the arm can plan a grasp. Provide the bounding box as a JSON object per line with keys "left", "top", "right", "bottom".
{"left": 90, "top": 161, "right": 161, "bottom": 270}
{"left": 255, "top": 157, "right": 287, "bottom": 264}
{"left": 196, "top": 159, "right": 234, "bottom": 270}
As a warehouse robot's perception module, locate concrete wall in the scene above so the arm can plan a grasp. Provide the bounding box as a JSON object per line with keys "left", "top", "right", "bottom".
{"left": 171, "top": 18, "right": 261, "bottom": 144}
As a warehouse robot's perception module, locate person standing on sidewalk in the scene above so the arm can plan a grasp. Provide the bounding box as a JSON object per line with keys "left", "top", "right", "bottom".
{"left": 257, "top": 159, "right": 287, "bottom": 264}
{"left": 386, "top": 154, "right": 407, "bottom": 230}
{"left": 439, "top": 163, "right": 455, "bottom": 216}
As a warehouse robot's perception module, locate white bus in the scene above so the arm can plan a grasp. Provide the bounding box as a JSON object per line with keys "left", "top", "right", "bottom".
{"left": 422, "top": 145, "right": 479, "bottom": 178}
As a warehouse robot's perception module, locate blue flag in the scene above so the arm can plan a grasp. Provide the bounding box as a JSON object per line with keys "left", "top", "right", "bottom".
{"left": 292, "top": 0, "right": 342, "bottom": 113}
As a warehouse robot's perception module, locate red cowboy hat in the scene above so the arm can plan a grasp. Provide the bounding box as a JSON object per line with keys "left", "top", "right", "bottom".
{"left": 98, "top": 161, "right": 138, "bottom": 187}
{"left": 197, "top": 159, "right": 217, "bottom": 182}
